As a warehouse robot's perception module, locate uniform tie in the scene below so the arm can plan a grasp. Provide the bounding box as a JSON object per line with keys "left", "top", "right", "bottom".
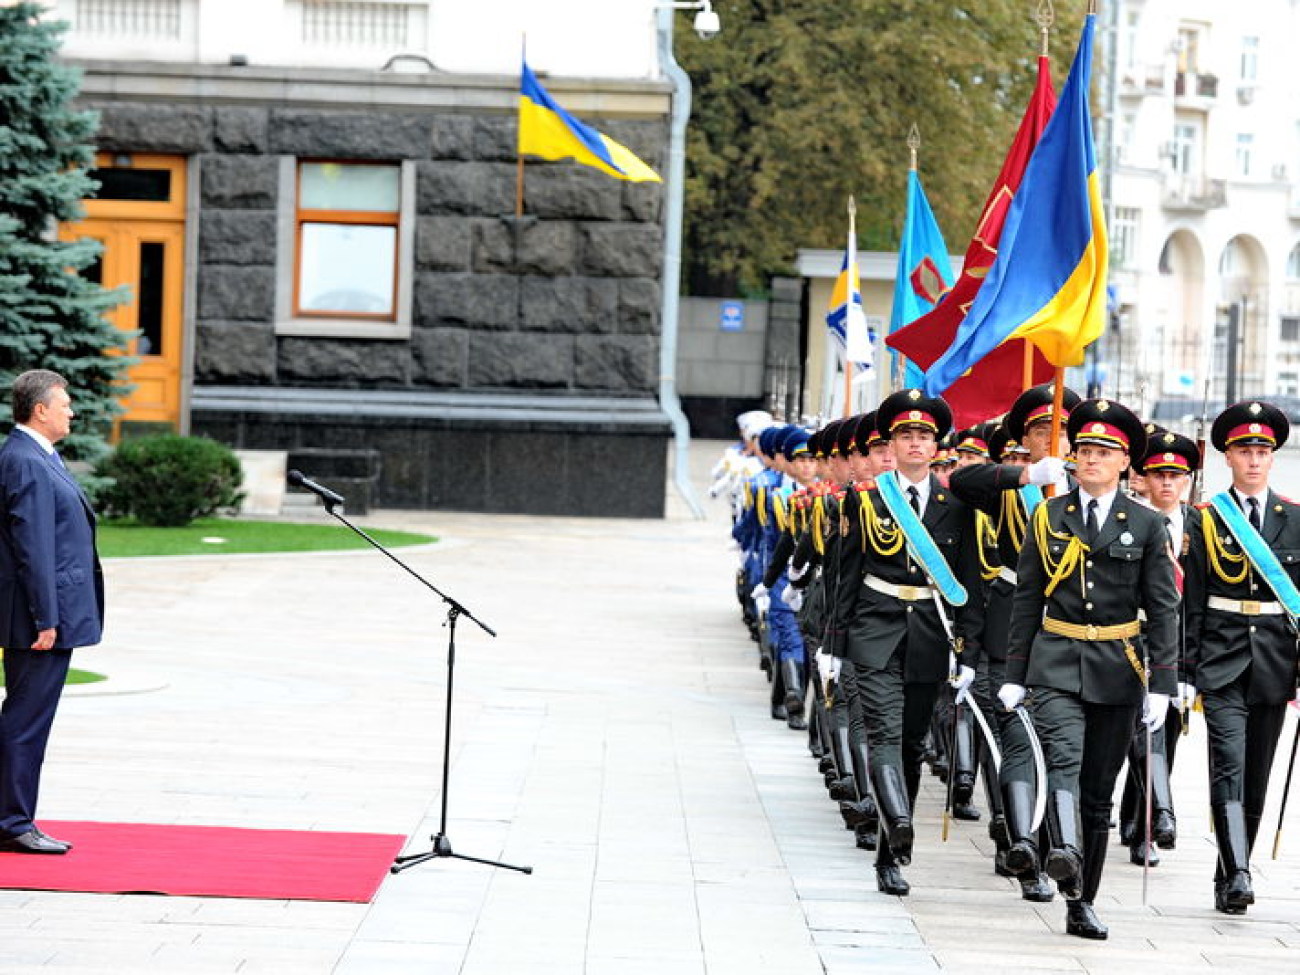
{"left": 908, "top": 485, "right": 921, "bottom": 516}
{"left": 1085, "top": 499, "right": 1099, "bottom": 546}
{"left": 1247, "top": 496, "right": 1261, "bottom": 532}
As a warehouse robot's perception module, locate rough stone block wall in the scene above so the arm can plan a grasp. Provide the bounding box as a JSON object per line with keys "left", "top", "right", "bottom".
{"left": 87, "top": 102, "right": 668, "bottom": 396}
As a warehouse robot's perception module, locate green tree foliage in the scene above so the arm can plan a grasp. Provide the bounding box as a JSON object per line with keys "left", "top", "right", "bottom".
{"left": 0, "top": 2, "right": 129, "bottom": 462}
{"left": 677, "top": 0, "right": 1090, "bottom": 294}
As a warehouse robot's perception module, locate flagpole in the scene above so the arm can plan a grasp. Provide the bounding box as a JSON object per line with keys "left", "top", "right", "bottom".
{"left": 893, "top": 125, "right": 922, "bottom": 393}
{"left": 516, "top": 35, "right": 527, "bottom": 218}
{"left": 1022, "top": 3, "right": 1054, "bottom": 395}
{"left": 844, "top": 196, "right": 856, "bottom": 417}
{"left": 1046, "top": 366, "right": 1067, "bottom": 497}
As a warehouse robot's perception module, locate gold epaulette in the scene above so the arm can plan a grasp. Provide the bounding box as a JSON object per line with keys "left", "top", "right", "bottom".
{"left": 975, "top": 510, "right": 1000, "bottom": 582}
{"left": 1201, "top": 505, "right": 1248, "bottom": 584}
{"left": 772, "top": 492, "right": 787, "bottom": 533}
{"left": 1033, "top": 502, "right": 1089, "bottom": 597}
{"left": 756, "top": 486, "right": 768, "bottom": 528}
{"left": 859, "top": 488, "right": 904, "bottom": 556}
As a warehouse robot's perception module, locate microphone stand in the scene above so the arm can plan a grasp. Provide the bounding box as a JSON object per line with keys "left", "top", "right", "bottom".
{"left": 312, "top": 492, "right": 532, "bottom": 877}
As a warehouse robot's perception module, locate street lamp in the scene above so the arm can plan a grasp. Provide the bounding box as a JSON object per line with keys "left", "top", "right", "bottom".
{"left": 655, "top": 1, "right": 721, "bottom": 519}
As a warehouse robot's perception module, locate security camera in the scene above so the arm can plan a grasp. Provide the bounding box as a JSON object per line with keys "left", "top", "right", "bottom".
{"left": 693, "top": 8, "right": 721, "bottom": 39}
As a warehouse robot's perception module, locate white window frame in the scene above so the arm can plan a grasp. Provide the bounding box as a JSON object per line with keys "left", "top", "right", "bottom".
{"left": 1240, "top": 36, "right": 1259, "bottom": 83}
{"left": 274, "top": 156, "right": 416, "bottom": 339}
{"left": 1112, "top": 207, "right": 1140, "bottom": 270}
{"left": 1235, "top": 133, "right": 1254, "bottom": 178}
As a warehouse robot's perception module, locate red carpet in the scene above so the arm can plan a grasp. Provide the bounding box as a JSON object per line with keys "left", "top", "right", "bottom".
{"left": 0, "top": 821, "right": 405, "bottom": 902}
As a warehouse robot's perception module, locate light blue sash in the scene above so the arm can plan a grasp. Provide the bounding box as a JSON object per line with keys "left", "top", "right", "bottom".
{"left": 877, "top": 471, "right": 968, "bottom": 607}
{"left": 1208, "top": 491, "right": 1300, "bottom": 618}
{"left": 1019, "top": 484, "right": 1044, "bottom": 516}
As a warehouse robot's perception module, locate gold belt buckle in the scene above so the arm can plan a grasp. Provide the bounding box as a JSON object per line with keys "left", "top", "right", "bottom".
{"left": 898, "top": 585, "right": 919, "bottom": 601}
{"left": 1241, "top": 600, "right": 1261, "bottom": 615}
{"left": 1084, "top": 624, "right": 1099, "bottom": 640}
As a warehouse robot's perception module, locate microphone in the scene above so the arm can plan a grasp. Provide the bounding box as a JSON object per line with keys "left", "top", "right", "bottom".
{"left": 287, "top": 469, "right": 345, "bottom": 508}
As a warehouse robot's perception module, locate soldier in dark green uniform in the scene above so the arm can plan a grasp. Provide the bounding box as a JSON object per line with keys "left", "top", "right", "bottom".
{"left": 828, "top": 389, "right": 985, "bottom": 897}
{"left": 1184, "top": 400, "right": 1300, "bottom": 915}
{"left": 1118, "top": 428, "right": 1199, "bottom": 868}
{"left": 948, "top": 384, "right": 1082, "bottom": 902}
{"left": 999, "top": 399, "right": 1179, "bottom": 940}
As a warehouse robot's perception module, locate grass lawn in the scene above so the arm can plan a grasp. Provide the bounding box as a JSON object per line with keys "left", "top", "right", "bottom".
{"left": 99, "top": 517, "right": 436, "bottom": 558}
{"left": 0, "top": 666, "right": 106, "bottom": 687}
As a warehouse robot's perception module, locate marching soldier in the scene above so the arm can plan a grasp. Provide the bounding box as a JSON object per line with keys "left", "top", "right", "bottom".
{"left": 948, "top": 384, "right": 1082, "bottom": 902}
{"left": 1118, "top": 428, "right": 1199, "bottom": 867}
{"left": 828, "top": 389, "right": 985, "bottom": 896}
{"left": 1184, "top": 400, "right": 1300, "bottom": 915}
{"left": 999, "top": 399, "right": 1178, "bottom": 940}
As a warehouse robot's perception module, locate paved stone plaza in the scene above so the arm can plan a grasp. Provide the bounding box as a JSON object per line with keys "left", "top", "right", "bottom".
{"left": 3, "top": 442, "right": 1298, "bottom": 973}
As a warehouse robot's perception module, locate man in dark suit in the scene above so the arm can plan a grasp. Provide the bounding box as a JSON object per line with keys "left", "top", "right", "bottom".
{"left": 0, "top": 369, "right": 104, "bottom": 854}
{"left": 828, "top": 389, "right": 984, "bottom": 897}
{"left": 1184, "top": 400, "right": 1300, "bottom": 915}
{"left": 999, "top": 399, "right": 1179, "bottom": 940}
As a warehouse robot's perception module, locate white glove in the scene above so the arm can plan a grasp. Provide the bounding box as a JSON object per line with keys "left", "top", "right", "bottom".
{"left": 750, "top": 583, "right": 770, "bottom": 616}
{"left": 997, "top": 683, "right": 1026, "bottom": 711}
{"left": 1143, "top": 693, "right": 1170, "bottom": 731}
{"left": 1027, "top": 456, "right": 1067, "bottom": 486}
{"left": 950, "top": 665, "right": 976, "bottom": 695}
{"left": 815, "top": 651, "right": 842, "bottom": 683}
{"left": 1176, "top": 682, "right": 1197, "bottom": 710}
{"left": 815, "top": 651, "right": 841, "bottom": 697}
{"left": 782, "top": 584, "right": 803, "bottom": 611}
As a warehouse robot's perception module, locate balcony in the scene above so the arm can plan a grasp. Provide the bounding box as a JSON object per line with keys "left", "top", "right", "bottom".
{"left": 1120, "top": 64, "right": 1168, "bottom": 98}
{"left": 1162, "top": 174, "right": 1227, "bottom": 212}
{"left": 1174, "top": 71, "right": 1218, "bottom": 109}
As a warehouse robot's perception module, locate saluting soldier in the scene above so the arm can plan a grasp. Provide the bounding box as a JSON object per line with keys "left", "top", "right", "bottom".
{"left": 1184, "top": 401, "right": 1300, "bottom": 915}
{"left": 999, "top": 399, "right": 1179, "bottom": 940}
{"left": 1117, "top": 427, "right": 1199, "bottom": 868}
{"left": 948, "top": 384, "right": 1082, "bottom": 902}
{"left": 828, "top": 389, "right": 985, "bottom": 897}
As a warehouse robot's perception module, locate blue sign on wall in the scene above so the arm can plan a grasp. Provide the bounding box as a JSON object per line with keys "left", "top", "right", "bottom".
{"left": 719, "top": 301, "right": 744, "bottom": 332}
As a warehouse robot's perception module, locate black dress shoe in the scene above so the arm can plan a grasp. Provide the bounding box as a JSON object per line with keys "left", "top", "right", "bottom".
{"left": 1129, "top": 839, "right": 1160, "bottom": 867}
{"left": 1019, "top": 872, "right": 1055, "bottom": 903}
{"left": 994, "top": 849, "right": 1016, "bottom": 878}
{"left": 33, "top": 828, "right": 72, "bottom": 852}
{"left": 1214, "top": 879, "right": 1248, "bottom": 915}
{"left": 1045, "top": 847, "right": 1082, "bottom": 901}
{"left": 1, "top": 829, "right": 69, "bottom": 854}
{"left": 854, "top": 825, "right": 877, "bottom": 851}
{"left": 1152, "top": 810, "right": 1177, "bottom": 850}
{"left": 1220, "top": 870, "right": 1254, "bottom": 912}
{"left": 876, "top": 863, "right": 910, "bottom": 896}
{"left": 952, "top": 802, "right": 981, "bottom": 822}
{"left": 1065, "top": 900, "right": 1108, "bottom": 940}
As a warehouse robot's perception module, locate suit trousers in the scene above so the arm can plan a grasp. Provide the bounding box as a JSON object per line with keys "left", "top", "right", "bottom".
{"left": 0, "top": 647, "right": 72, "bottom": 836}
{"left": 1031, "top": 688, "right": 1137, "bottom": 832}
{"left": 856, "top": 648, "right": 941, "bottom": 795}
{"left": 1202, "top": 668, "right": 1288, "bottom": 815}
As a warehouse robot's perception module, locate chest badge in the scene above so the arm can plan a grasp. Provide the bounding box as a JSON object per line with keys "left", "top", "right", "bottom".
{"left": 1120, "top": 531, "right": 1134, "bottom": 545}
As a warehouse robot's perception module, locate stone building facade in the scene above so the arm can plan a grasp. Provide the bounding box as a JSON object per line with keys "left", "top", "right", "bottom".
{"left": 51, "top": 1, "right": 675, "bottom": 516}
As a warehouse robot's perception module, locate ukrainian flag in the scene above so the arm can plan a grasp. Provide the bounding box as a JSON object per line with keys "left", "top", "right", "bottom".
{"left": 518, "top": 60, "right": 661, "bottom": 182}
{"left": 826, "top": 240, "right": 873, "bottom": 368}
{"left": 924, "top": 14, "right": 1106, "bottom": 397}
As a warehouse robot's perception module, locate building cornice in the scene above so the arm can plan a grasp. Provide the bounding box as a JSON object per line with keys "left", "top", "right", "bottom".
{"left": 64, "top": 58, "right": 672, "bottom": 117}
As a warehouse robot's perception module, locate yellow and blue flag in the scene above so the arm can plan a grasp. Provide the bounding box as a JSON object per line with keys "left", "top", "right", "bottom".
{"left": 924, "top": 14, "right": 1107, "bottom": 396}
{"left": 826, "top": 224, "right": 874, "bottom": 369}
{"left": 518, "top": 60, "right": 661, "bottom": 182}
{"left": 889, "top": 169, "right": 952, "bottom": 388}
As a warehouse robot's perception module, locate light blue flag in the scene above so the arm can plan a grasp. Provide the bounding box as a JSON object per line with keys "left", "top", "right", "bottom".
{"left": 889, "top": 169, "right": 953, "bottom": 388}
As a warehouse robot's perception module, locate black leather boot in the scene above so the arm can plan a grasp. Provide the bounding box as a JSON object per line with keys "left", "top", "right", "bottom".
{"left": 1065, "top": 829, "right": 1109, "bottom": 939}
{"left": 1149, "top": 745, "right": 1177, "bottom": 849}
{"left": 782, "top": 658, "right": 807, "bottom": 730}
{"left": 952, "top": 707, "right": 977, "bottom": 806}
{"left": 872, "top": 764, "right": 914, "bottom": 866}
{"left": 1003, "top": 780, "right": 1039, "bottom": 875}
{"left": 1045, "top": 790, "right": 1083, "bottom": 901}
{"left": 769, "top": 658, "right": 787, "bottom": 721}
{"left": 874, "top": 827, "right": 909, "bottom": 895}
{"left": 757, "top": 617, "right": 773, "bottom": 676}
{"left": 1213, "top": 801, "right": 1254, "bottom": 914}
{"left": 1130, "top": 837, "right": 1160, "bottom": 867}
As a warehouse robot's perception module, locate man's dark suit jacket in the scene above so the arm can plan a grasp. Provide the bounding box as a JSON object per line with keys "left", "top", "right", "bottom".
{"left": 0, "top": 428, "right": 104, "bottom": 650}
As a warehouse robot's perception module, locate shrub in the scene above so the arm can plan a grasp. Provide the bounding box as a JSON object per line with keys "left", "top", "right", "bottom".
{"left": 97, "top": 435, "right": 245, "bottom": 527}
